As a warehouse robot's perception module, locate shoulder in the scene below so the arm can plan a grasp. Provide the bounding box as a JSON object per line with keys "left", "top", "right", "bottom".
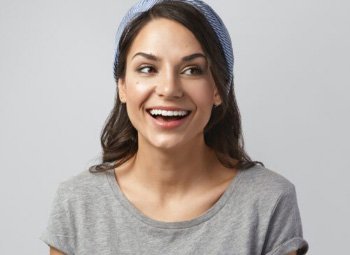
{"left": 237, "top": 164, "right": 297, "bottom": 208}
{"left": 241, "top": 164, "right": 296, "bottom": 193}
{"left": 56, "top": 168, "right": 112, "bottom": 202}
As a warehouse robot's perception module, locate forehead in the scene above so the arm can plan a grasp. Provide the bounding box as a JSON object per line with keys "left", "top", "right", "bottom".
{"left": 127, "top": 18, "right": 204, "bottom": 59}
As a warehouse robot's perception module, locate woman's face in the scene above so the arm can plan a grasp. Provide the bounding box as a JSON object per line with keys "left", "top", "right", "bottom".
{"left": 118, "top": 18, "right": 221, "bottom": 151}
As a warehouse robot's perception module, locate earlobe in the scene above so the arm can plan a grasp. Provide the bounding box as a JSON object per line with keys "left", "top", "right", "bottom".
{"left": 118, "top": 78, "right": 126, "bottom": 103}
{"left": 214, "top": 98, "right": 222, "bottom": 106}
{"left": 213, "top": 88, "right": 222, "bottom": 106}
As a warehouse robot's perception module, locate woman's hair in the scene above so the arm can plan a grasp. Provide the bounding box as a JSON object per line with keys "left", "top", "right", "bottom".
{"left": 89, "top": 1, "right": 264, "bottom": 173}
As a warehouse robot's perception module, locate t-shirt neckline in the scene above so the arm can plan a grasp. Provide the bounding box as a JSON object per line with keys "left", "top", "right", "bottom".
{"left": 105, "top": 167, "right": 244, "bottom": 229}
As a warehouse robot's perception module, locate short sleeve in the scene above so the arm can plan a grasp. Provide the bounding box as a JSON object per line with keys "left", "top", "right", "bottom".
{"left": 39, "top": 182, "right": 76, "bottom": 255}
{"left": 263, "top": 185, "right": 309, "bottom": 255}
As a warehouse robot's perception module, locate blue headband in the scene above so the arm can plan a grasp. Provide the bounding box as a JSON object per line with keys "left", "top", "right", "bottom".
{"left": 114, "top": 0, "right": 234, "bottom": 92}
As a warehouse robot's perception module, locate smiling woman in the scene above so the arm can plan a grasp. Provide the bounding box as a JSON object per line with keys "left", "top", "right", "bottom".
{"left": 40, "top": 1, "right": 308, "bottom": 254}
{"left": 118, "top": 17, "right": 221, "bottom": 150}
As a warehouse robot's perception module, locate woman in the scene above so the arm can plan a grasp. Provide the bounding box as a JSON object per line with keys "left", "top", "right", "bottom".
{"left": 41, "top": 1, "right": 309, "bottom": 254}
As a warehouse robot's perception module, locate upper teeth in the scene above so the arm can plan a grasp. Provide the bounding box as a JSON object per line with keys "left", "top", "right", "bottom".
{"left": 149, "top": 109, "right": 189, "bottom": 116}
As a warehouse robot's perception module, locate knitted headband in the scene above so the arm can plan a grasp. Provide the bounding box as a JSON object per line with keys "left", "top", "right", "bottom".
{"left": 114, "top": 0, "right": 234, "bottom": 92}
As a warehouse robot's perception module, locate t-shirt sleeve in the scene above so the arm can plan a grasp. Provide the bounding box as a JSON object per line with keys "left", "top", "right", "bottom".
{"left": 39, "top": 182, "right": 76, "bottom": 255}
{"left": 263, "top": 185, "right": 309, "bottom": 255}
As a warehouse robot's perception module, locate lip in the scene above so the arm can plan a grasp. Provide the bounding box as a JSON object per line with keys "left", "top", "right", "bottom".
{"left": 146, "top": 106, "right": 192, "bottom": 129}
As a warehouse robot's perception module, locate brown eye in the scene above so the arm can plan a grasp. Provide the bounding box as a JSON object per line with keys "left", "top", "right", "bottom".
{"left": 182, "top": 66, "right": 203, "bottom": 75}
{"left": 137, "top": 65, "right": 156, "bottom": 74}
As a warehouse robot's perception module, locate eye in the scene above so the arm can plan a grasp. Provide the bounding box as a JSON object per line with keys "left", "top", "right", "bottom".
{"left": 137, "top": 65, "right": 156, "bottom": 74}
{"left": 182, "top": 66, "right": 203, "bottom": 76}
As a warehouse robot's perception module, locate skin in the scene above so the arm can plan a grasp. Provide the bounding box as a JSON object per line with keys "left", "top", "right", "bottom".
{"left": 48, "top": 18, "right": 297, "bottom": 255}
{"left": 119, "top": 19, "right": 222, "bottom": 152}
{"left": 49, "top": 247, "right": 64, "bottom": 255}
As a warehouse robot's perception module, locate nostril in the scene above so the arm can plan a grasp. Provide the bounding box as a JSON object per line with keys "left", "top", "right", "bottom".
{"left": 154, "top": 82, "right": 184, "bottom": 98}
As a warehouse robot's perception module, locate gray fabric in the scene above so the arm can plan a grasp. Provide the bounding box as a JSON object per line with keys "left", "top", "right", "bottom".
{"left": 40, "top": 164, "right": 308, "bottom": 255}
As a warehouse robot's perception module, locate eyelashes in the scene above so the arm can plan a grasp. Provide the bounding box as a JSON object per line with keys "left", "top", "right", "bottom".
{"left": 182, "top": 66, "right": 204, "bottom": 75}
{"left": 137, "top": 65, "right": 156, "bottom": 74}
{"left": 136, "top": 65, "right": 205, "bottom": 76}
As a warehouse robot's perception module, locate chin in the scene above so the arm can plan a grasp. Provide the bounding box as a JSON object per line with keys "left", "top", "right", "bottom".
{"left": 139, "top": 131, "right": 204, "bottom": 151}
{"left": 149, "top": 138, "right": 184, "bottom": 151}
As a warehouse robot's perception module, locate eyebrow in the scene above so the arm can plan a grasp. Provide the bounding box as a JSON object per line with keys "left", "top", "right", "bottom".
{"left": 131, "top": 52, "right": 207, "bottom": 62}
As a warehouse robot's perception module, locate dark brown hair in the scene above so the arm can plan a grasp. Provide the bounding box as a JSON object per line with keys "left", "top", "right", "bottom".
{"left": 89, "top": 1, "right": 264, "bottom": 173}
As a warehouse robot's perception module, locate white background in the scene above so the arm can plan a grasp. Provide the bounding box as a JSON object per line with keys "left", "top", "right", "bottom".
{"left": 1, "top": 0, "right": 349, "bottom": 254}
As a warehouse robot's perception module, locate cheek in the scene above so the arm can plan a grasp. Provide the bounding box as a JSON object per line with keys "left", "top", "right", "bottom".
{"left": 186, "top": 82, "right": 215, "bottom": 108}
{"left": 125, "top": 78, "right": 153, "bottom": 108}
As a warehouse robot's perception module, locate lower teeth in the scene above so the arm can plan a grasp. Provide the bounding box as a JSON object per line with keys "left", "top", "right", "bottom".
{"left": 155, "top": 116, "right": 185, "bottom": 121}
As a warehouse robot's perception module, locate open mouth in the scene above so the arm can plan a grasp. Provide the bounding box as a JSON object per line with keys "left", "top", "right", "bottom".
{"left": 147, "top": 109, "right": 191, "bottom": 122}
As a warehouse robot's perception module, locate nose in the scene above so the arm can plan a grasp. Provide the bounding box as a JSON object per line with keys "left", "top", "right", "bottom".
{"left": 154, "top": 67, "right": 184, "bottom": 99}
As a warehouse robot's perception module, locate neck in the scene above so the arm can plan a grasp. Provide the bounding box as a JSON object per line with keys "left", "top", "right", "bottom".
{"left": 129, "top": 136, "right": 218, "bottom": 199}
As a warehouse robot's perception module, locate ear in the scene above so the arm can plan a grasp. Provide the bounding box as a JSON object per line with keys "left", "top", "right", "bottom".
{"left": 118, "top": 78, "right": 127, "bottom": 103}
{"left": 213, "top": 86, "right": 222, "bottom": 106}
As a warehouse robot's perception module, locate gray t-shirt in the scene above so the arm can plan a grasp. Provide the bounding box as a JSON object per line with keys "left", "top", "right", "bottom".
{"left": 40, "top": 164, "right": 308, "bottom": 255}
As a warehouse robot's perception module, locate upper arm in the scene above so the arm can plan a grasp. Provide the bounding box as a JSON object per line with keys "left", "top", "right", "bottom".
{"left": 50, "top": 246, "right": 66, "bottom": 255}
{"left": 263, "top": 185, "right": 308, "bottom": 254}
{"left": 40, "top": 182, "right": 76, "bottom": 254}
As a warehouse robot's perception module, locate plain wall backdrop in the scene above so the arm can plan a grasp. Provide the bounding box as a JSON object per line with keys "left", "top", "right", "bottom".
{"left": 1, "top": 0, "right": 349, "bottom": 254}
